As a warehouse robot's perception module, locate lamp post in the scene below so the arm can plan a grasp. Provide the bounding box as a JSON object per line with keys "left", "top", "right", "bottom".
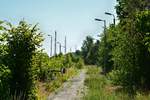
{"left": 54, "top": 31, "right": 57, "bottom": 56}
{"left": 65, "top": 36, "right": 67, "bottom": 54}
{"left": 57, "top": 42, "right": 61, "bottom": 54}
{"left": 95, "top": 18, "right": 107, "bottom": 74}
{"left": 105, "top": 12, "right": 115, "bottom": 26}
{"left": 48, "top": 34, "right": 52, "bottom": 57}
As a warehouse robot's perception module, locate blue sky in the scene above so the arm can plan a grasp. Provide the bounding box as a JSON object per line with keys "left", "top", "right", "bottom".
{"left": 0, "top": 0, "right": 116, "bottom": 55}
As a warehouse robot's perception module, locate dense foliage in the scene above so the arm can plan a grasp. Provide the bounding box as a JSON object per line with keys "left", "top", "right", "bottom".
{"left": 0, "top": 20, "right": 84, "bottom": 100}
{"left": 1, "top": 0, "right": 150, "bottom": 99}
{"left": 0, "top": 20, "right": 43, "bottom": 99}
{"left": 110, "top": 0, "right": 150, "bottom": 93}
{"left": 98, "top": 0, "right": 150, "bottom": 95}
{"left": 81, "top": 36, "right": 100, "bottom": 65}
{"left": 80, "top": 0, "right": 150, "bottom": 95}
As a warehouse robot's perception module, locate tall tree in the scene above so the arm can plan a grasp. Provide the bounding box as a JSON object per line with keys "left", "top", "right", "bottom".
{"left": 6, "top": 20, "right": 43, "bottom": 99}
{"left": 81, "top": 36, "right": 94, "bottom": 64}
{"left": 0, "top": 21, "right": 11, "bottom": 99}
{"left": 109, "top": 0, "right": 150, "bottom": 93}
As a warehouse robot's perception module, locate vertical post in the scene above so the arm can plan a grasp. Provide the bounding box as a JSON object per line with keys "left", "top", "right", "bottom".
{"left": 95, "top": 18, "right": 107, "bottom": 74}
{"left": 50, "top": 36, "right": 52, "bottom": 56}
{"left": 48, "top": 34, "right": 52, "bottom": 57}
{"left": 65, "top": 36, "right": 67, "bottom": 53}
{"left": 60, "top": 43, "right": 61, "bottom": 53}
{"left": 54, "top": 31, "right": 57, "bottom": 56}
{"left": 113, "top": 15, "right": 116, "bottom": 26}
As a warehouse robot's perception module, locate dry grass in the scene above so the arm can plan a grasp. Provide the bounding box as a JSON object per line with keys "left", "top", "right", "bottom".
{"left": 36, "top": 67, "right": 78, "bottom": 100}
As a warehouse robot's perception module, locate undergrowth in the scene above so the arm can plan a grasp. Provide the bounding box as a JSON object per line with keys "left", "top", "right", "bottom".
{"left": 83, "top": 66, "right": 150, "bottom": 100}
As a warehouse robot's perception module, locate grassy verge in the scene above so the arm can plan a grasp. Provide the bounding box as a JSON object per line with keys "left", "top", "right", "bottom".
{"left": 83, "top": 66, "right": 150, "bottom": 100}
{"left": 36, "top": 67, "right": 78, "bottom": 100}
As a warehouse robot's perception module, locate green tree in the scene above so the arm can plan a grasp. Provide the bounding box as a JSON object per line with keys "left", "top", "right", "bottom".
{"left": 91, "top": 40, "right": 100, "bottom": 65}
{"left": 5, "top": 20, "right": 43, "bottom": 99}
{"left": 32, "top": 51, "right": 49, "bottom": 81}
{"left": 81, "top": 36, "right": 94, "bottom": 65}
{"left": 109, "top": 0, "right": 150, "bottom": 94}
{"left": 116, "top": 0, "right": 149, "bottom": 20}
{"left": 0, "top": 21, "right": 11, "bottom": 99}
{"left": 98, "top": 25, "right": 118, "bottom": 73}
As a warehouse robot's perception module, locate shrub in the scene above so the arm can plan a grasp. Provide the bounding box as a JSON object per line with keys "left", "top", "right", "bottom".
{"left": 5, "top": 20, "right": 43, "bottom": 99}
{"left": 75, "top": 58, "right": 84, "bottom": 69}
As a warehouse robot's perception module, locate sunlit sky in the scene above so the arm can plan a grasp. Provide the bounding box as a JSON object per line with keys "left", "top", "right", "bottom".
{"left": 0, "top": 0, "right": 116, "bottom": 55}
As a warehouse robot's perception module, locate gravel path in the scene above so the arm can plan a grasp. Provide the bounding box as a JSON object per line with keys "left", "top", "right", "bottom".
{"left": 47, "top": 70, "right": 86, "bottom": 100}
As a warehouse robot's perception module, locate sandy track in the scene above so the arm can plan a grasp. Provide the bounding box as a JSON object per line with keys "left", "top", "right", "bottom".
{"left": 47, "top": 70, "right": 86, "bottom": 100}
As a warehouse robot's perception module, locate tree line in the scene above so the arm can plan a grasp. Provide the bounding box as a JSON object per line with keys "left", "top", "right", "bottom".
{"left": 81, "top": 0, "right": 150, "bottom": 95}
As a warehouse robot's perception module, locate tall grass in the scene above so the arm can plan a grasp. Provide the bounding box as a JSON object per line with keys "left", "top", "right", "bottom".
{"left": 83, "top": 66, "right": 150, "bottom": 100}
{"left": 0, "top": 89, "right": 26, "bottom": 100}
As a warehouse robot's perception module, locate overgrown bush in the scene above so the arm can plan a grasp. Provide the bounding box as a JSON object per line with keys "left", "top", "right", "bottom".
{"left": 75, "top": 58, "right": 84, "bottom": 69}
{"left": 1, "top": 20, "right": 43, "bottom": 99}
{"left": 0, "top": 20, "right": 84, "bottom": 99}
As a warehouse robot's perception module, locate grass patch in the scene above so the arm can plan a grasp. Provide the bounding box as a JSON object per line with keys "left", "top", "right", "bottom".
{"left": 83, "top": 66, "right": 150, "bottom": 100}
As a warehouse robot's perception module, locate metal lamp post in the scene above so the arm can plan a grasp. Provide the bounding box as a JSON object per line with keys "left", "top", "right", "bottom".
{"left": 95, "top": 18, "right": 107, "bottom": 74}
{"left": 48, "top": 34, "right": 53, "bottom": 57}
{"left": 105, "top": 12, "right": 116, "bottom": 26}
{"left": 65, "top": 36, "right": 67, "bottom": 54}
{"left": 54, "top": 31, "right": 57, "bottom": 56}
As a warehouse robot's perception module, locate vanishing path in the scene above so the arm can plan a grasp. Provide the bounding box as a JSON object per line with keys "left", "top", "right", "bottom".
{"left": 47, "top": 69, "right": 86, "bottom": 100}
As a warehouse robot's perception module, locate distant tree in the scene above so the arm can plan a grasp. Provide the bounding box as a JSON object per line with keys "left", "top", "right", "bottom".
{"left": 81, "top": 36, "right": 94, "bottom": 65}
{"left": 75, "top": 50, "right": 82, "bottom": 56}
{"left": 91, "top": 40, "right": 100, "bottom": 65}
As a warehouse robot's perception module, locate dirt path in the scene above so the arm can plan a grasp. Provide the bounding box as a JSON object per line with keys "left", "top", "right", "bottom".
{"left": 47, "top": 69, "right": 86, "bottom": 100}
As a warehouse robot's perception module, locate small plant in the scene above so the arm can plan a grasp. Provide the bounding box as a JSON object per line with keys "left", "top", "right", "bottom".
{"left": 75, "top": 58, "right": 84, "bottom": 69}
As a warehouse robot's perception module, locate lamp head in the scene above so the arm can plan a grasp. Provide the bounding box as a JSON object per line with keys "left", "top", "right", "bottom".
{"left": 95, "top": 18, "right": 103, "bottom": 21}
{"left": 105, "top": 12, "right": 112, "bottom": 15}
